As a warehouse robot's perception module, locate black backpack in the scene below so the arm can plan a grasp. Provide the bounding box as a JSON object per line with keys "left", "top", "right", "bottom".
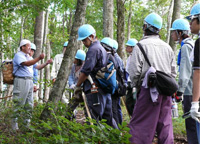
{"left": 115, "top": 67, "right": 128, "bottom": 96}
{"left": 137, "top": 43, "right": 178, "bottom": 96}
{"left": 113, "top": 54, "right": 129, "bottom": 97}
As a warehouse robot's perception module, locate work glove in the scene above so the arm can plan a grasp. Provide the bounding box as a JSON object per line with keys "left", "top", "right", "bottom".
{"left": 175, "top": 91, "right": 183, "bottom": 102}
{"left": 190, "top": 101, "right": 200, "bottom": 123}
{"left": 69, "top": 84, "right": 76, "bottom": 90}
{"left": 74, "top": 86, "right": 83, "bottom": 102}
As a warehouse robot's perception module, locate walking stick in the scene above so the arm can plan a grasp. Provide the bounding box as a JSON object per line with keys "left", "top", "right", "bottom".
{"left": 120, "top": 96, "right": 131, "bottom": 120}
{"left": 82, "top": 92, "right": 93, "bottom": 125}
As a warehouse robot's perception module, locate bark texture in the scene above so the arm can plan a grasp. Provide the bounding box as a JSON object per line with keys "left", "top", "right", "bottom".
{"left": 40, "top": 0, "right": 88, "bottom": 120}
{"left": 117, "top": 0, "right": 126, "bottom": 62}
{"left": 169, "top": 0, "right": 181, "bottom": 51}
{"left": 103, "top": 0, "right": 113, "bottom": 38}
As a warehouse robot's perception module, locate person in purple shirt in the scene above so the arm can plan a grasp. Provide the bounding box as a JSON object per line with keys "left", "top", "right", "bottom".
{"left": 74, "top": 24, "right": 117, "bottom": 128}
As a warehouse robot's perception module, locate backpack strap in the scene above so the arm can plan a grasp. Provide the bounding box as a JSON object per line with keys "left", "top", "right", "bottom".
{"left": 137, "top": 43, "right": 151, "bottom": 67}
{"left": 107, "top": 52, "right": 118, "bottom": 69}
{"left": 184, "top": 43, "right": 193, "bottom": 49}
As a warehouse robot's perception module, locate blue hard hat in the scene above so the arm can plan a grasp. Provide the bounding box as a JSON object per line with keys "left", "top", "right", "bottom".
{"left": 77, "top": 24, "right": 96, "bottom": 41}
{"left": 63, "top": 41, "right": 68, "bottom": 47}
{"left": 126, "top": 38, "right": 138, "bottom": 47}
{"left": 186, "top": 3, "right": 200, "bottom": 20}
{"left": 75, "top": 49, "right": 86, "bottom": 61}
{"left": 101, "top": 37, "right": 114, "bottom": 48}
{"left": 31, "top": 43, "right": 36, "bottom": 50}
{"left": 170, "top": 19, "right": 190, "bottom": 31}
{"left": 113, "top": 39, "right": 118, "bottom": 50}
{"left": 144, "top": 13, "right": 163, "bottom": 29}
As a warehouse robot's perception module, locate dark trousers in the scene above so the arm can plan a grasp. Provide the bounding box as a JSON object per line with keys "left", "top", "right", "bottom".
{"left": 85, "top": 88, "right": 118, "bottom": 129}
{"left": 183, "top": 95, "right": 199, "bottom": 144}
{"left": 125, "top": 88, "right": 136, "bottom": 116}
{"left": 111, "top": 93, "right": 122, "bottom": 125}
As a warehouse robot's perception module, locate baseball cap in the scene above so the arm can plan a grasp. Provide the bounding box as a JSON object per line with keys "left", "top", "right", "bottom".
{"left": 19, "top": 39, "right": 31, "bottom": 47}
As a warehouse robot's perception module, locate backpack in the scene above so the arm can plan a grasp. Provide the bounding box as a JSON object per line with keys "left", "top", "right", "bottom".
{"left": 115, "top": 63, "right": 129, "bottom": 97}
{"left": 95, "top": 53, "right": 117, "bottom": 94}
{"left": 137, "top": 43, "right": 178, "bottom": 96}
{"left": 2, "top": 60, "right": 14, "bottom": 84}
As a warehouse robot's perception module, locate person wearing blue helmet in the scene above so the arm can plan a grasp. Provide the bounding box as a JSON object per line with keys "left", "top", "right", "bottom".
{"left": 66, "top": 49, "right": 86, "bottom": 119}
{"left": 74, "top": 24, "right": 118, "bottom": 128}
{"left": 187, "top": 3, "right": 200, "bottom": 143}
{"left": 125, "top": 38, "right": 138, "bottom": 117}
{"left": 100, "top": 37, "right": 125, "bottom": 125}
{"left": 68, "top": 49, "right": 86, "bottom": 89}
{"left": 170, "top": 18, "right": 198, "bottom": 144}
{"left": 51, "top": 41, "right": 69, "bottom": 104}
{"left": 29, "top": 43, "right": 53, "bottom": 102}
{"left": 111, "top": 39, "right": 125, "bottom": 125}
{"left": 128, "top": 13, "right": 176, "bottom": 143}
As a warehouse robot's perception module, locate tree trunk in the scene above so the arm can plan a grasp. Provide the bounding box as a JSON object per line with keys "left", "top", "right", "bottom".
{"left": 117, "top": 0, "right": 126, "bottom": 61}
{"left": 34, "top": 11, "right": 45, "bottom": 101}
{"left": 62, "top": 12, "right": 65, "bottom": 37}
{"left": 67, "top": 9, "right": 73, "bottom": 35}
{"left": 127, "top": 0, "right": 132, "bottom": 41}
{"left": 166, "top": 0, "right": 174, "bottom": 44}
{"left": 169, "top": 0, "right": 181, "bottom": 51}
{"left": 40, "top": 0, "right": 88, "bottom": 121}
{"left": 19, "top": 16, "right": 25, "bottom": 45}
{"left": 34, "top": 11, "right": 44, "bottom": 58}
{"left": 0, "top": 52, "right": 4, "bottom": 99}
{"left": 44, "top": 39, "right": 51, "bottom": 102}
{"left": 43, "top": 10, "right": 50, "bottom": 102}
{"left": 103, "top": 0, "right": 113, "bottom": 38}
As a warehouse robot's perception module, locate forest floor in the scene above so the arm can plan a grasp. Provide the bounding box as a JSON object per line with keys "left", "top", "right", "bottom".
{"left": 75, "top": 109, "right": 188, "bottom": 144}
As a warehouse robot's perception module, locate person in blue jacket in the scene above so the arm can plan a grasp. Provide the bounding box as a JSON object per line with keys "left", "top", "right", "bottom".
{"left": 170, "top": 18, "right": 198, "bottom": 144}
{"left": 66, "top": 50, "right": 86, "bottom": 119}
{"left": 68, "top": 50, "right": 86, "bottom": 89}
{"left": 74, "top": 24, "right": 117, "bottom": 128}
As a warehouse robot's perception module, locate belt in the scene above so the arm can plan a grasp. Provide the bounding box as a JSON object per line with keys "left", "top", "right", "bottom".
{"left": 15, "top": 76, "right": 33, "bottom": 80}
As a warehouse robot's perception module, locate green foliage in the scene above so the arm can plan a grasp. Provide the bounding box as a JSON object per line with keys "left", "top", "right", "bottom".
{"left": 172, "top": 102, "right": 186, "bottom": 137}
{"left": 0, "top": 102, "right": 131, "bottom": 144}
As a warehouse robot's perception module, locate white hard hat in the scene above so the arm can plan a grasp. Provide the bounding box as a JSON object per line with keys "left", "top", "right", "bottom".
{"left": 19, "top": 39, "right": 31, "bottom": 47}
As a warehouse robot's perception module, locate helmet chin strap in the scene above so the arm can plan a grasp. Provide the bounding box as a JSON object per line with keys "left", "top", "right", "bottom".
{"left": 88, "top": 33, "right": 96, "bottom": 44}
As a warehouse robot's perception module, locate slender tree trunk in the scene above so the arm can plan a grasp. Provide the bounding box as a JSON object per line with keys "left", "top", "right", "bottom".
{"left": 19, "top": 17, "right": 25, "bottom": 43}
{"left": 103, "top": 0, "right": 113, "bottom": 38}
{"left": 117, "top": 0, "right": 126, "bottom": 61}
{"left": 169, "top": 0, "right": 181, "bottom": 51}
{"left": 34, "top": 11, "right": 44, "bottom": 58}
{"left": 0, "top": 52, "right": 4, "bottom": 99}
{"left": 0, "top": 19, "right": 4, "bottom": 99}
{"left": 34, "top": 11, "right": 45, "bottom": 101}
{"left": 166, "top": 0, "right": 174, "bottom": 44}
{"left": 62, "top": 12, "right": 65, "bottom": 37}
{"left": 127, "top": 0, "right": 132, "bottom": 41}
{"left": 40, "top": 0, "right": 88, "bottom": 120}
{"left": 67, "top": 9, "right": 73, "bottom": 35}
{"left": 43, "top": 10, "right": 50, "bottom": 102}
{"left": 44, "top": 39, "right": 51, "bottom": 101}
